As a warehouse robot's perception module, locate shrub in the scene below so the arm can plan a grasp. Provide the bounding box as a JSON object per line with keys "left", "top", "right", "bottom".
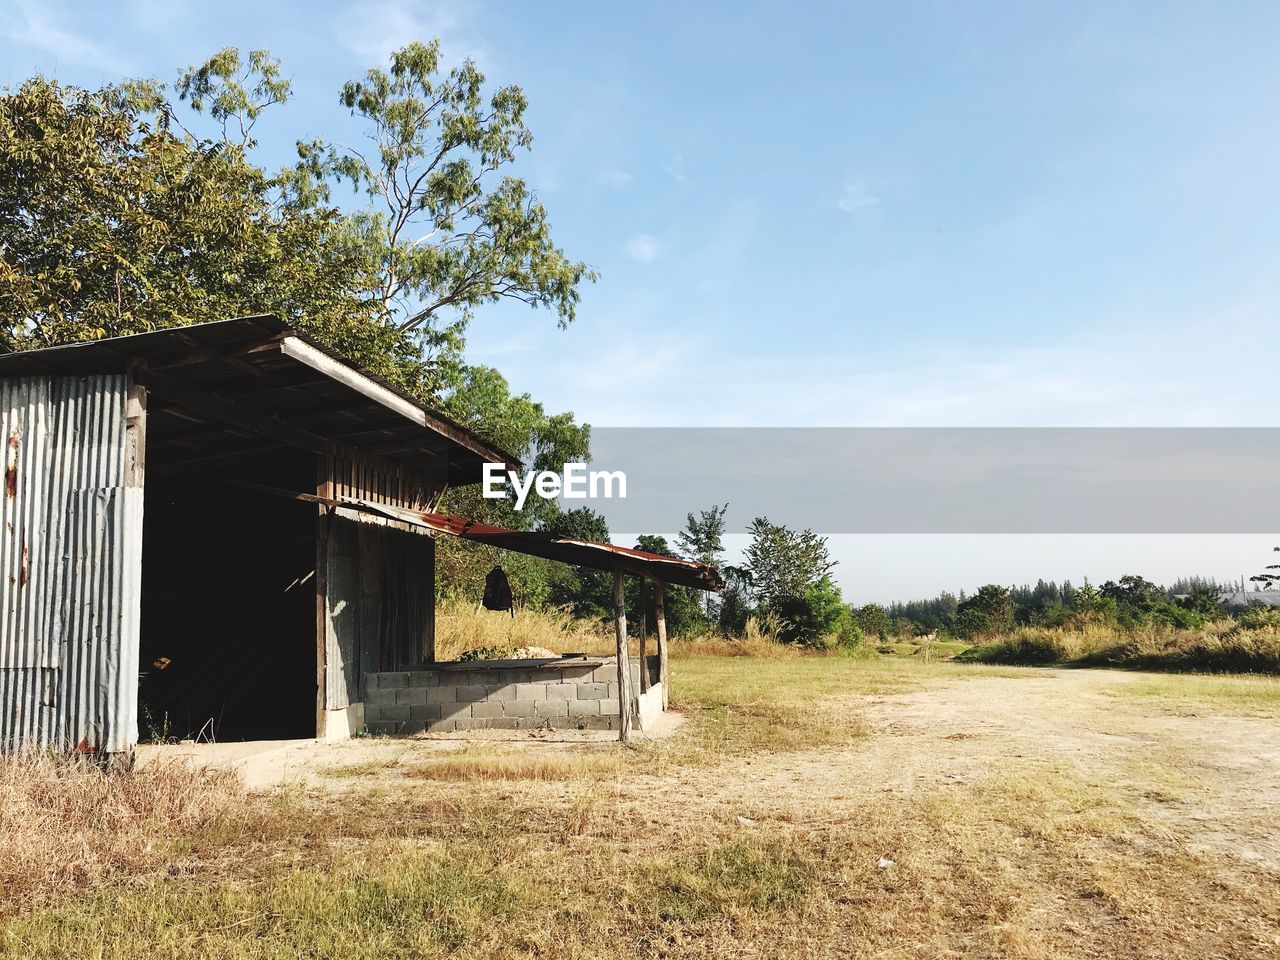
{"left": 964, "top": 628, "right": 1071, "bottom": 665}
{"left": 772, "top": 577, "right": 848, "bottom": 647}
{"left": 1239, "top": 604, "right": 1280, "bottom": 630}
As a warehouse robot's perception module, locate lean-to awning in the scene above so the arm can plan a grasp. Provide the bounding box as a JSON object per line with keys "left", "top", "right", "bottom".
{"left": 342, "top": 498, "right": 724, "bottom": 591}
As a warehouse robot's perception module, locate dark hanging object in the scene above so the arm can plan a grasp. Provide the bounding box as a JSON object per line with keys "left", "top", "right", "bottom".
{"left": 483, "top": 566, "right": 514, "bottom": 617}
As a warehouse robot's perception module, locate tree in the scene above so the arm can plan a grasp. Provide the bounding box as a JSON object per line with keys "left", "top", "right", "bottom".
{"left": 630, "top": 535, "right": 701, "bottom": 637}
{"left": 0, "top": 70, "right": 385, "bottom": 362}
{"left": 295, "top": 40, "right": 595, "bottom": 394}
{"left": 742, "top": 517, "right": 835, "bottom": 609}
{"left": 1178, "top": 581, "right": 1224, "bottom": 617}
{"left": 717, "top": 565, "right": 753, "bottom": 636}
{"left": 952, "top": 584, "right": 1014, "bottom": 640}
{"left": 542, "top": 508, "right": 613, "bottom": 620}
{"left": 854, "top": 603, "right": 892, "bottom": 640}
{"left": 676, "top": 503, "right": 729, "bottom": 619}
{"left": 1251, "top": 547, "right": 1280, "bottom": 589}
{"left": 1, "top": 42, "right": 594, "bottom": 403}
{"left": 772, "top": 577, "right": 850, "bottom": 647}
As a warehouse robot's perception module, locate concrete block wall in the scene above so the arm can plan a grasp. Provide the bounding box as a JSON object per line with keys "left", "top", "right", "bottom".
{"left": 363, "top": 656, "right": 659, "bottom": 734}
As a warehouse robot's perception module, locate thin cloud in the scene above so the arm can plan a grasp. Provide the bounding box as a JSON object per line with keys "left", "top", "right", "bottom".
{"left": 1, "top": 0, "right": 128, "bottom": 72}
{"left": 661, "top": 155, "right": 687, "bottom": 183}
{"left": 336, "top": 0, "right": 486, "bottom": 68}
{"left": 626, "top": 233, "right": 662, "bottom": 263}
{"left": 599, "top": 169, "right": 634, "bottom": 187}
{"left": 836, "top": 180, "right": 879, "bottom": 212}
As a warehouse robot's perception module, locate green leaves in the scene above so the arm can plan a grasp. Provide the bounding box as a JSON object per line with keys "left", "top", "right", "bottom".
{"left": 313, "top": 39, "right": 595, "bottom": 380}
{"left": 0, "top": 41, "right": 595, "bottom": 510}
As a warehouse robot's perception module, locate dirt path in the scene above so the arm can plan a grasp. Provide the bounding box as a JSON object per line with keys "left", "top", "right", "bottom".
{"left": 620, "top": 669, "right": 1280, "bottom": 874}
{"left": 856, "top": 669, "right": 1280, "bottom": 869}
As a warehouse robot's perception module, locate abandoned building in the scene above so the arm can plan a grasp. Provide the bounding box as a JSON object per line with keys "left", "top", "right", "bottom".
{"left": 0, "top": 316, "right": 722, "bottom": 758}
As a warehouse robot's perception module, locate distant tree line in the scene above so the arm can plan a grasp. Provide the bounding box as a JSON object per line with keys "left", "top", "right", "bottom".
{"left": 879, "top": 573, "right": 1278, "bottom": 641}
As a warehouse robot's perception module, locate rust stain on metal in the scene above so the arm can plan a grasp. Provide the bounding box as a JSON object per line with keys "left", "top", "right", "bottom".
{"left": 18, "top": 546, "right": 27, "bottom": 588}
{"left": 4, "top": 427, "right": 17, "bottom": 499}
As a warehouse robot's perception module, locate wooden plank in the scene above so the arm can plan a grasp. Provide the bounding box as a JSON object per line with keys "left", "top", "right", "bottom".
{"left": 315, "top": 447, "right": 334, "bottom": 739}
{"left": 654, "top": 582, "right": 669, "bottom": 712}
{"left": 123, "top": 363, "right": 147, "bottom": 489}
{"left": 638, "top": 580, "right": 649, "bottom": 692}
{"left": 613, "top": 568, "right": 632, "bottom": 743}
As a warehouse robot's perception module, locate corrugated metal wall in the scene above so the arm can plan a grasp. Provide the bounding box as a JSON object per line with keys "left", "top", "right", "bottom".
{"left": 1, "top": 375, "right": 141, "bottom": 754}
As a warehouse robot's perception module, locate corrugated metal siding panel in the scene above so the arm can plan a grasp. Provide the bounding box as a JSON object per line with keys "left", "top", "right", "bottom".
{"left": 0, "top": 375, "right": 140, "bottom": 754}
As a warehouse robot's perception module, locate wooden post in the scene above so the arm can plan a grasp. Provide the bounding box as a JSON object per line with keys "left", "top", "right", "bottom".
{"left": 654, "top": 582, "right": 669, "bottom": 712}
{"left": 613, "top": 568, "right": 632, "bottom": 743}
{"left": 638, "top": 579, "right": 650, "bottom": 692}
{"left": 315, "top": 446, "right": 334, "bottom": 740}
{"left": 123, "top": 362, "right": 147, "bottom": 489}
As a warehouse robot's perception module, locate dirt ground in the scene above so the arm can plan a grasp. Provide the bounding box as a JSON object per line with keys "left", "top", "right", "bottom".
{"left": 120, "top": 664, "right": 1280, "bottom": 959}
{"left": 659, "top": 668, "right": 1280, "bottom": 870}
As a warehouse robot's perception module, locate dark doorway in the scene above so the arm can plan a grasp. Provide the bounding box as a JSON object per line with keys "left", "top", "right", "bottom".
{"left": 138, "top": 450, "right": 317, "bottom": 742}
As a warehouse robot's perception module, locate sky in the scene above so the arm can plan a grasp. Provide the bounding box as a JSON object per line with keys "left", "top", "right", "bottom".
{"left": 3, "top": 0, "right": 1278, "bottom": 602}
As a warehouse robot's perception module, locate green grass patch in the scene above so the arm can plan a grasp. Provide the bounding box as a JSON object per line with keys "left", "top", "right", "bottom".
{"left": 1107, "top": 673, "right": 1280, "bottom": 716}
{"left": 649, "top": 838, "right": 820, "bottom": 924}
{"left": 0, "top": 852, "right": 526, "bottom": 960}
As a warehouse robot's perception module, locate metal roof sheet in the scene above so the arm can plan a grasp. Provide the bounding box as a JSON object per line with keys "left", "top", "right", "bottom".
{"left": 345, "top": 499, "right": 724, "bottom": 591}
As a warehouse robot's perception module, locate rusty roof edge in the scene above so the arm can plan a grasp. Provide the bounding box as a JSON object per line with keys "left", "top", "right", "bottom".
{"left": 340, "top": 497, "right": 724, "bottom": 591}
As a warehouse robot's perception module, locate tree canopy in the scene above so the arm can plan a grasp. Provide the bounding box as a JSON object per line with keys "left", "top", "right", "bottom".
{"left": 0, "top": 43, "right": 594, "bottom": 439}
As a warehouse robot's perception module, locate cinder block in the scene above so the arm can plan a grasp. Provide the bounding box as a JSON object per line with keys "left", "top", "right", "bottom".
{"left": 365, "top": 704, "right": 384, "bottom": 722}
{"left": 454, "top": 684, "right": 488, "bottom": 702}
{"left": 364, "top": 721, "right": 396, "bottom": 735}
{"left": 606, "top": 682, "right": 620, "bottom": 699}
{"left": 503, "top": 700, "right": 536, "bottom": 718}
{"left": 486, "top": 684, "right": 517, "bottom": 701}
{"left": 381, "top": 704, "right": 411, "bottom": 721}
{"left": 396, "top": 686, "right": 428, "bottom": 706}
{"left": 534, "top": 699, "right": 568, "bottom": 718}
{"left": 598, "top": 698, "right": 620, "bottom": 716}
{"left": 378, "top": 673, "right": 409, "bottom": 689}
{"left": 544, "top": 683, "right": 575, "bottom": 700}
{"left": 426, "top": 684, "right": 458, "bottom": 704}
{"left": 591, "top": 665, "right": 615, "bottom": 683}
{"left": 561, "top": 664, "right": 595, "bottom": 679}
{"left": 568, "top": 699, "right": 601, "bottom": 717}
{"left": 471, "top": 701, "right": 505, "bottom": 719}
{"left": 367, "top": 687, "right": 397, "bottom": 706}
{"left": 439, "top": 702, "right": 473, "bottom": 721}
{"left": 410, "top": 703, "right": 443, "bottom": 722}
{"left": 576, "top": 682, "right": 609, "bottom": 699}
{"left": 515, "top": 683, "right": 547, "bottom": 701}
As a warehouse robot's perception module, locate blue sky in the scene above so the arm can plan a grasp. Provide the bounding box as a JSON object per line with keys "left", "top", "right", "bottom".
{"left": 4, "top": 1, "right": 1278, "bottom": 600}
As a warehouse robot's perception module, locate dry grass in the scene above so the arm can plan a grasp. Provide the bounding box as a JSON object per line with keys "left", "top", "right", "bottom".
{"left": 2, "top": 657, "right": 1278, "bottom": 958}
{"left": 0, "top": 754, "right": 250, "bottom": 914}
{"left": 966, "top": 620, "right": 1280, "bottom": 674}
{"left": 403, "top": 745, "right": 628, "bottom": 782}
{"left": 433, "top": 599, "right": 614, "bottom": 660}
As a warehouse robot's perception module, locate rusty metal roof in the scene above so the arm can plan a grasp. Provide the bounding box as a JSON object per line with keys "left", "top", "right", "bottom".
{"left": 344, "top": 499, "right": 724, "bottom": 591}
{"left": 0, "top": 316, "right": 519, "bottom": 484}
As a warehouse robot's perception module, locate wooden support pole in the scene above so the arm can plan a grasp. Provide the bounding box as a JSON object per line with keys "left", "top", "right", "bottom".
{"left": 613, "top": 568, "right": 632, "bottom": 743}
{"left": 654, "top": 582, "right": 669, "bottom": 712}
{"left": 638, "top": 579, "right": 650, "bottom": 692}
{"left": 123, "top": 362, "right": 147, "bottom": 489}
{"left": 315, "top": 446, "right": 334, "bottom": 740}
